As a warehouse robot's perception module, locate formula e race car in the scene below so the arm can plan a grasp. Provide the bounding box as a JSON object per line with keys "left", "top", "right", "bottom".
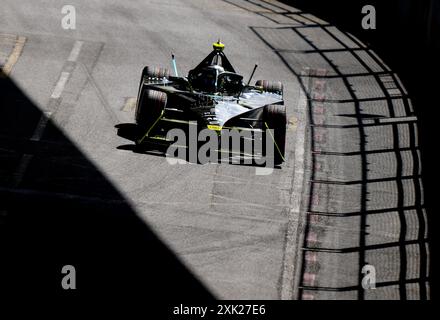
{"left": 134, "top": 41, "right": 287, "bottom": 166}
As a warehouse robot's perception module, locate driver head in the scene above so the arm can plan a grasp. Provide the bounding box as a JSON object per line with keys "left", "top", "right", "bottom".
{"left": 194, "top": 65, "right": 225, "bottom": 93}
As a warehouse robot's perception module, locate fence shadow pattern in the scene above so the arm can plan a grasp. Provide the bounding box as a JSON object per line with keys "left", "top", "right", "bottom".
{"left": 222, "top": 0, "right": 430, "bottom": 299}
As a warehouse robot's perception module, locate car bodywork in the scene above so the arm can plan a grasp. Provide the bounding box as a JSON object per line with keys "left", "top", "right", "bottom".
{"left": 134, "top": 42, "right": 286, "bottom": 165}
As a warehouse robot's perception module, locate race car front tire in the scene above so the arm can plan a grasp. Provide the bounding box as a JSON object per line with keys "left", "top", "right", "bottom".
{"left": 255, "top": 80, "right": 284, "bottom": 95}
{"left": 135, "top": 89, "right": 167, "bottom": 130}
{"left": 264, "top": 104, "right": 286, "bottom": 166}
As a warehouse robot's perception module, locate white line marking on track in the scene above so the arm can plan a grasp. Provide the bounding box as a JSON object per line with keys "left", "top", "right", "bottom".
{"left": 12, "top": 41, "right": 83, "bottom": 187}
{"left": 12, "top": 154, "right": 33, "bottom": 187}
{"left": 51, "top": 40, "right": 83, "bottom": 99}
{"left": 67, "top": 40, "right": 83, "bottom": 62}
{"left": 30, "top": 111, "right": 53, "bottom": 141}
{"left": 50, "top": 71, "right": 70, "bottom": 99}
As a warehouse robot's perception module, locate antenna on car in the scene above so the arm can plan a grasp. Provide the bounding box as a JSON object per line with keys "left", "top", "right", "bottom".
{"left": 246, "top": 64, "right": 258, "bottom": 86}
{"left": 171, "top": 53, "right": 179, "bottom": 77}
{"left": 237, "top": 64, "right": 259, "bottom": 99}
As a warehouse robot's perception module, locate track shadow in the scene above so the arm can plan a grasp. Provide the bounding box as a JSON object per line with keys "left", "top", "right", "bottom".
{"left": 278, "top": 0, "right": 438, "bottom": 299}
{"left": 0, "top": 69, "right": 214, "bottom": 301}
{"left": 115, "top": 122, "right": 283, "bottom": 169}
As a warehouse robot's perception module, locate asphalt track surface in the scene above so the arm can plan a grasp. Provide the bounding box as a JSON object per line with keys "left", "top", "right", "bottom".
{"left": 0, "top": 0, "right": 430, "bottom": 300}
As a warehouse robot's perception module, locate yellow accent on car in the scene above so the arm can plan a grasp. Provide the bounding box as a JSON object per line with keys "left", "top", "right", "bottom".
{"left": 207, "top": 124, "right": 222, "bottom": 131}
{"left": 264, "top": 122, "right": 286, "bottom": 162}
{"left": 212, "top": 41, "right": 225, "bottom": 51}
{"left": 137, "top": 110, "right": 165, "bottom": 145}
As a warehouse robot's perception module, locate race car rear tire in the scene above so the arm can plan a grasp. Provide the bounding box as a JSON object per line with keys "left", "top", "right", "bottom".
{"left": 141, "top": 66, "right": 170, "bottom": 81}
{"left": 264, "top": 104, "right": 286, "bottom": 166}
{"left": 135, "top": 89, "right": 167, "bottom": 130}
{"left": 136, "top": 66, "right": 170, "bottom": 111}
{"left": 255, "top": 80, "right": 283, "bottom": 95}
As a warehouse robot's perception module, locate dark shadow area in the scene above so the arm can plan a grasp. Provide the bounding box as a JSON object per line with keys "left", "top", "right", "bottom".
{"left": 294, "top": 30, "right": 428, "bottom": 300}
{"left": 0, "top": 69, "right": 214, "bottom": 301}
{"left": 279, "top": 0, "right": 438, "bottom": 299}
{"left": 222, "top": 0, "right": 431, "bottom": 299}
